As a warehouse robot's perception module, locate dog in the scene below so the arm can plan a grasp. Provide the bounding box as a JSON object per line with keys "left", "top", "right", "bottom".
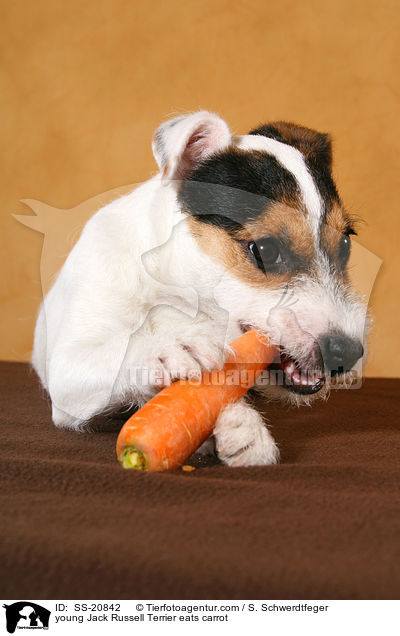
{"left": 32, "top": 110, "right": 367, "bottom": 466}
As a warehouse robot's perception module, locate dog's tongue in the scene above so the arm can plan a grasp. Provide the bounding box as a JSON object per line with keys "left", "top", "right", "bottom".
{"left": 280, "top": 355, "right": 325, "bottom": 394}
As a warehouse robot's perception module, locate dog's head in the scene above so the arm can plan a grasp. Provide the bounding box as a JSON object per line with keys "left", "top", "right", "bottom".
{"left": 152, "top": 111, "right": 367, "bottom": 402}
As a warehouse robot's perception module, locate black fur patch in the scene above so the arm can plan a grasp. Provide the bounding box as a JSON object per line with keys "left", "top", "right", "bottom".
{"left": 250, "top": 122, "right": 340, "bottom": 215}
{"left": 178, "top": 148, "right": 300, "bottom": 233}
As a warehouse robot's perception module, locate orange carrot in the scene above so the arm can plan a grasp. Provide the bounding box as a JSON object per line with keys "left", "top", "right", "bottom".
{"left": 116, "top": 330, "right": 278, "bottom": 471}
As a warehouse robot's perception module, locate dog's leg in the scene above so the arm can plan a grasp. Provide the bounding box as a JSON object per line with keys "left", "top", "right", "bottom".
{"left": 213, "top": 398, "right": 280, "bottom": 467}
{"left": 47, "top": 332, "right": 142, "bottom": 430}
{"left": 124, "top": 308, "right": 229, "bottom": 389}
{"left": 47, "top": 308, "right": 231, "bottom": 430}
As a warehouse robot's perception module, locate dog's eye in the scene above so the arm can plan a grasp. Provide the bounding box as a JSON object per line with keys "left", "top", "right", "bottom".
{"left": 248, "top": 237, "right": 282, "bottom": 272}
{"left": 338, "top": 234, "right": 351, "bottom": 267}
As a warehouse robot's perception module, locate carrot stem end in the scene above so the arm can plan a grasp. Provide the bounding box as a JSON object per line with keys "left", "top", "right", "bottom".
{"left": 119, "top": 446, "right": 147, "bottom": 470}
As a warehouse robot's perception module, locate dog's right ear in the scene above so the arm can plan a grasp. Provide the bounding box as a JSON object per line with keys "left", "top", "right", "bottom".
{"left": 152, "top": 111, "right": 231, "bottom": 182}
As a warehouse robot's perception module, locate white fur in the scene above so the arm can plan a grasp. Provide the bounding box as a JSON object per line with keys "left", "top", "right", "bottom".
{"left": 153, "top": 110, "right": 231, "bottom": 180}
{"left": 214, "top": 398, "right": 280, "bottom": 466}
{"left": 32, "top": 111, "right": 367, "bottom": 465}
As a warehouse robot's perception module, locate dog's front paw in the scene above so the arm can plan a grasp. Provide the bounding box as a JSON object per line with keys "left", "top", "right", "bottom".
{"left": 138, "top": 332, "right": 227, "bottom": 389}
{"left": 214, "top": 399, "right": 280, "bottom": 467}
{"left": 179, "top": 330, "right": 227, "bottom": 373}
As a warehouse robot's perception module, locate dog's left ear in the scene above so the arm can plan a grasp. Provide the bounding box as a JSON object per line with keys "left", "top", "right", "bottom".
{"left": 152, "top": 111, "right": 231, "bottom": 181}
{"left": 250, "top": 121, "right": 333, "bottom": 172}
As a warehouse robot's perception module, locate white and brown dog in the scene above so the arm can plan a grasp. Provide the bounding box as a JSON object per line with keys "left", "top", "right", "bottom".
{"left": 32, "top": 110, "right": 366, "bottom": 466}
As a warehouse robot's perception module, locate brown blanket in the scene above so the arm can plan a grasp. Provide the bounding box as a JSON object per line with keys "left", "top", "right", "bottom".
{"left": 0, "top": 361, "right": 399, "bottom": 600}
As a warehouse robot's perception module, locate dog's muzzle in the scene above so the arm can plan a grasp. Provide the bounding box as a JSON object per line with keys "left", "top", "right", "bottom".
{"left": 318, "top": 333, "right": 364, "bottom": 377}
{"left": 270, "top": 332, "right": 363, "bottom": 396}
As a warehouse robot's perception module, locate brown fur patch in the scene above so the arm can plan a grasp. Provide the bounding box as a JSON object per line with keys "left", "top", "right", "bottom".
{"left": 236, "top": 202, "right": 314, "bottom": 258}
{"left": 325, "top": 202, "right": 352, "bottom": 234}
{"left": 187, "top": 202, "right": 315, "bottom": 288}
{"left": 321, "top": 202, "right": 354, "bottom": 262}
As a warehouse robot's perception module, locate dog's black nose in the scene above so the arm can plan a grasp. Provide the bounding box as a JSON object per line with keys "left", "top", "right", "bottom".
{"left": 319, "top": 333, "right": 364, "bottom": 375}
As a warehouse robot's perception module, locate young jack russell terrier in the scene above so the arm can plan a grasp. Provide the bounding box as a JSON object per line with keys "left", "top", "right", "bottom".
{"left": 32, "top": 110, "right": 367, "bottom": 466}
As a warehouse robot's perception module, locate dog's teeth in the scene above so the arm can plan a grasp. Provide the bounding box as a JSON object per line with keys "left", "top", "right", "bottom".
{"left": 282, "top": 358, "right": 324, "bottom": 389}
{"left": 292, "top": 371, "right": 301, "bottom": 384}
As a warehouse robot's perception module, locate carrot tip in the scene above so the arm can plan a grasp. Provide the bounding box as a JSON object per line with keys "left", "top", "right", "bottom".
{"left": 119, "top": 447, "right": 147, "bottom": 470}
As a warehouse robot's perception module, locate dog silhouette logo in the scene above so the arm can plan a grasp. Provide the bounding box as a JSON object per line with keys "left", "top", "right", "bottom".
{"left": 2, "top": 602, "right": 50, "bottom": 633}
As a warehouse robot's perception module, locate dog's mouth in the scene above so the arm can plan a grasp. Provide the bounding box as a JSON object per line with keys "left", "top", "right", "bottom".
{"left": 273, "top": 351, "right": 326, "bottom": 395}
{"left": 238, "top": 322, "right": 325, "bottom": 395}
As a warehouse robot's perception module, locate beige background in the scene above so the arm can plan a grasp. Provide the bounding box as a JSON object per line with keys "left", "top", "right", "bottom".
{"left": 1, "top": 0, "right": 399, "bottom": 376}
